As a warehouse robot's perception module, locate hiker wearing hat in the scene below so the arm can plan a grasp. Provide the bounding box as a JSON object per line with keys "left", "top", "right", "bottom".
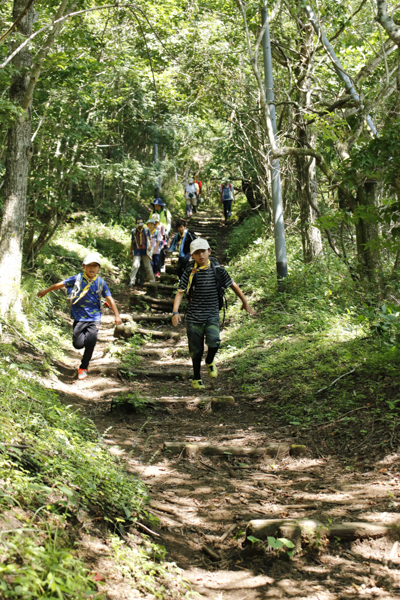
{"left": 151, "top": 198, "right": 172, "bottom": 273}
{"left": 219, "top": 179, "right": 234, "bottom": 223}
{"left": 185, "top": 178, "right": 198, "bottom": 217}
{"left": 171, "top": 239, "right": 254, "bottom": 390}
{"left": 37, "top": 252, "right": 122, "bottom": 380}
{"left": 151, "top": 198, "right": 172, "bottom": 237}
{"left": 146, "top": 217, "right": 163, "bottom": 277}
{"left": 130, "top": 217, "right": 155, "bottom": 287}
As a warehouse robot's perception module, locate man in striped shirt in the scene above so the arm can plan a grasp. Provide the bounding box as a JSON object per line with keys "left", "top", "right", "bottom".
{"left": 171, "top": 239, "right": 254, "bottom": 390}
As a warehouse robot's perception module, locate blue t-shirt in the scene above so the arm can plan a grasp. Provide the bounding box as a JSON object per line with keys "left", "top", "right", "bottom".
{"left": 63, "top": 274, "right": 111, "bottom": 322}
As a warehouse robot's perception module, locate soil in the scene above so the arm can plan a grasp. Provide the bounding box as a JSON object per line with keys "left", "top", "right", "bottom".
{"left": 44, "top": 210, "right": 400, "bottom": 599}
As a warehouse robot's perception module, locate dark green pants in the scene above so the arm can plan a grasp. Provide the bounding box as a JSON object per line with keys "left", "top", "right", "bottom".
{"left": 187, "top": 318, "right": 220, "bottom": 362}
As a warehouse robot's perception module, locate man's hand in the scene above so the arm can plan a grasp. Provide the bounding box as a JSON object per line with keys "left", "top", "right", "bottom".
{"left": 37, "top": 290, "right": 47, "bottom": 298}
{"left": 115, "top": 316, "right": 122, "bottom": 326}
{"left": 241, "top": 302, "right": 255, "bottom": 316}
{"left": 172, "top": 313, "right": 181, "bottom": 326}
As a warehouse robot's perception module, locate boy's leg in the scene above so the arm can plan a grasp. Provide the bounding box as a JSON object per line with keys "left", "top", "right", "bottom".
{"left": 130, "top": 255, "right": 141, "bottom": 285}
{"left": 187, "top": 322, "right": 205, "bottom": 380}
{"left": 141, "top": 254, "right": 155, "bottom": 282}
{"left": 138, "top": 260, "right": 146, "bottom": 285}
{"left": 223, "top": 201, "right": 229, "bottom": 221}
{"left": 204, "top": 318, "right": 221, "bottom": 373}
{"left": 152, "top": 253, "right": 160, "bottom": 274}
{"left": 73, "top": 321, "right": 100, "bottom": 370}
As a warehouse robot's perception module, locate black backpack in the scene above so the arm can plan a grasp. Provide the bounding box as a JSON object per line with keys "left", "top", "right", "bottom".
{"left": 186, "top": 256, "right": 228, "bottom": 320}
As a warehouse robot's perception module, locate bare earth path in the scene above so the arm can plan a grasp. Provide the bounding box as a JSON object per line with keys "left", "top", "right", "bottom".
{"left": 46, "top": 210, "right": 400, "bottom": 600}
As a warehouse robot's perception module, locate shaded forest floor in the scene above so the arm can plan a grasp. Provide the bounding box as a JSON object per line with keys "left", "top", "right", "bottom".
{"left": 35, "top": 209, "right": 400, "bottom": 599}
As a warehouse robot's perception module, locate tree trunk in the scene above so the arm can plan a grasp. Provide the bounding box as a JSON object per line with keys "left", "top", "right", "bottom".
{"left": 294, "top": 22, "right": 323, "bottom": 263}
{"left": 355, "top": 180, "right": 382, "bottom": 283}
{"left": 0, "top": 0, "right": 34, "bottom": 315}
{"left": 296, "top": 152, "right": 323, "bottom": 262}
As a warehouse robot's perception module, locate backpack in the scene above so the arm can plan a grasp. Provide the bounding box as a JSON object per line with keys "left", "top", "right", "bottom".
{"left": 67, "top": 273, "right": 105, "bottom": 310}
{"left": 186, "top": 257, "right": 228, "bottom": 322}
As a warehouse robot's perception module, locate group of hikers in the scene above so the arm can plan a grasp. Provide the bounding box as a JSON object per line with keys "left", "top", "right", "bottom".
{"left": 184, "top": 177, "right": 235, "bottom": 224}
{"left": 37, "top": 177, "right": 253, "bottom": 388}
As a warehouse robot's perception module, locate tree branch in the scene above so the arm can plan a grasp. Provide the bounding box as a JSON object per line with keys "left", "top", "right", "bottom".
{"left": 21, "top": 0, "right": 70, "bottom": 110}
{"left": 375, "top": 0, "right": 400, "bottom": 43}
{"left": 0, "top": 0, "right": 35, "bottom": 44}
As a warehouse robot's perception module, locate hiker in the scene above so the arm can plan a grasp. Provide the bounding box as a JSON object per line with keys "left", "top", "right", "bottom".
{"left": 37, "top": 252, "right": 122, "bottom": 381}
{"left": 146, "top": 217, "right": 162, "bottom": 278}
{"left": 171, "top": 239, "right": 254, "bottom": 390}
{"left": 151, "top": 198, "right": 172, "bottom": 272}
{"left": 194, "top": 178, "right": 204, "bottom": 205}
{"left": 129, "top": 217, "right": 155, "bottom": 287}
{"left": 185, "top": 178, "right": 198, "bottom": 217}
{"left": 219, "top": 179, "right": 234, "bottom": 223}
{"left": 169, "top": 218, "right": 197, "bottom": 278}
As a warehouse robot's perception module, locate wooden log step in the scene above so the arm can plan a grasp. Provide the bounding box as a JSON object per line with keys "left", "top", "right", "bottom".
{"left": 129, "top": 314, "right": 172, "bottom": 322}
{"left": 114, "top": 324, "right": 180, "bottom": 340}
{"left": 163, "top": 441, "right": 290, "bottom": 457}
{"left": 211, "top": 397, "right": 235, "bottom": 411}
{"left": 141, "top": 396, "right": 209, "bottom": 405}
{"left": 166, "top": 265, "right": 177, "bottom": 275}
{"left": 246, "top": 519, "right": 391, "bottom": 544}
{"left": 145, "top": 283, "right": 178, "bottom": 293}
{"left": 120, "top": 369, "right": 190, "bottom": 380}
{"left": 147, "top": 395, "right": 232, "bottom": 405}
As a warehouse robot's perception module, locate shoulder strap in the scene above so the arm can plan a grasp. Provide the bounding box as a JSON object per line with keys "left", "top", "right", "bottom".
{"left": 97, "top": 277, "right": 104, "bottom": 298}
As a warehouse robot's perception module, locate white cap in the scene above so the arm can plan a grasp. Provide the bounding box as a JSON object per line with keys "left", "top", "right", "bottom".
{"left": 190, "top": 238, "right": 210, "bottom": 254}
{"left": 83, "top": 252, "right": 102, "bottom": 266}
{"left": 152, "top": 213, "right": 160, "bottom": 222}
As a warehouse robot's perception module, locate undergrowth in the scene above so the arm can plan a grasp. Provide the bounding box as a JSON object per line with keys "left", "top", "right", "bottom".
{"left": 221, "top": 216, "right": 400, "bottom": 458}
{"left": 0, "top": 216, "right": 187, "bottom": 599}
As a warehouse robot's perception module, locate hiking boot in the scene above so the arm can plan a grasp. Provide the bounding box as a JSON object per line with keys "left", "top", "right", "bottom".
{"left": 78, "top": 368, "right": 88, "bottom": 380}
{"left": 206, "top": 360, "right": 218, "bottom": 378}
{"left": 191, "top": 379, "right": 206, "bottom": 391}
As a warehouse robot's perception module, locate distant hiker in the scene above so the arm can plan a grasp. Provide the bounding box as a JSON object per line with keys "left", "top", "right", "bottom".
{"left": 146, "top": 217, "right": 162, "bottom": 278}
{"left": 151, "top": 198, "right": 172, "bottom": 272}
{"left": 194, "top": 178, "right": 202, "bottom": 197}
{"left": 37, "top": 252, "right": 122, "bottom": 381}
{"left": 195, "top": 178, "right": 204, "bottom": 205}
{"left": 129, "top": 217, "right": 155, "bottom": 287}
{"left": 185, "top": 178, "right": 198, "bottom": 217}
{"left": 152, "top": 213, "right": 166, "bottom": 278}
{"left": 219, "top": 179, "right": 234, "bottom": 223}
{"left": 169, "top": 218, "right": 197, "bottom": 278}
{"left": 171, "top": 239, "right": 254, "bottom": 390}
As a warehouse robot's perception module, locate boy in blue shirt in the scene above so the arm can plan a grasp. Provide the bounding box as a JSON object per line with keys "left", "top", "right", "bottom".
{"left": 37, "top": 252, "right": 122, "bottom": 380}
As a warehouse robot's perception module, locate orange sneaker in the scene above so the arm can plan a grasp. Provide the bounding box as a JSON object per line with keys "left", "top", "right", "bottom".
{"left": 78, "top": 368, "right": 88, "bottom": 380}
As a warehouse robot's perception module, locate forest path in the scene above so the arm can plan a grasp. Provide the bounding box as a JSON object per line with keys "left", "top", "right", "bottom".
{"left": 47, "top": 208, "right": 400, "bottom": 600}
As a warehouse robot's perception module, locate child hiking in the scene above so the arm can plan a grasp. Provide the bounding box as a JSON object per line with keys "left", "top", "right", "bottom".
{"left": 37, "top": 252, "right": 122, "bottom": 380}
{"left": 129, "top": 216, "right": 155, "bottom": 288}
{"left": 171, "top": 239, "right": 254, "bottom": 390}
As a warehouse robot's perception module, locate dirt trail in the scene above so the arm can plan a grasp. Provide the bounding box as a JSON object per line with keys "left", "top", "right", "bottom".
{"left": 48, "top": 210, "right": 400, "bottom": 600}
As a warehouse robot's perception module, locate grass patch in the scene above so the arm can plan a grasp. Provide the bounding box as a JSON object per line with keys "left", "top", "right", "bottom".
{"left": 220, "top": 217, "right": 400, "bottom": 456}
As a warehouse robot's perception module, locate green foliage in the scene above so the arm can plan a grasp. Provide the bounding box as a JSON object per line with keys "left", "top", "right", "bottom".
{"left": 0, "top": 530, "right": 96, "bottom": 600}
{"left": 0, "top": 359, "right": 149, "bottom": 523}
{"left": 219, "top": 216, "right": 400, "bottom": 450}
{"left": 111, "top": 393, "right": 148, "bottom": 413}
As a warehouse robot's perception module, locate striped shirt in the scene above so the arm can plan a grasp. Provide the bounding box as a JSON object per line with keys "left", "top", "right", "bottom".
{"left": 178, "top": 264, "right": 233, "bottom": 323}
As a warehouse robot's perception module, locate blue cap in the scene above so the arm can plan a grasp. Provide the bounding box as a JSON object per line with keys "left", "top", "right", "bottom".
{"left": 151, "top": 198, "right": 166, "bottom": 207}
